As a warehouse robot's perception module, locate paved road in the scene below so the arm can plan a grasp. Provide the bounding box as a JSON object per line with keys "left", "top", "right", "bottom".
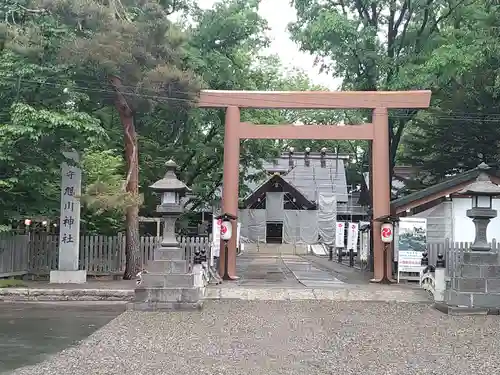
{"left": 281, "top": 256, "right": 344, "bottom": 287}
{"left": 235, "top": 254, "right": 345, "bottom": 288}
{"left": 0, "top": 303, "right": 125, "bottom": 374}
{"left": 303, "top": 254, "right": 374, "bottom": 284}
{"left": 9, "top": 300, "right": 500, "bottom": 375}
{"left": 235, "top": 254, "right": 302, "bottom": 287}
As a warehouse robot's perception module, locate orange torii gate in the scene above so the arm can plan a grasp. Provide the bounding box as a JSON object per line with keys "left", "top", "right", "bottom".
{"left": 198, "top": 90, "right": 431, "bottom": 282}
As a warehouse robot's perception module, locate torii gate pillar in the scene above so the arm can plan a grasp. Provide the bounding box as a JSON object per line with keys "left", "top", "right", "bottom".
{"left": 219, "top": 106, "right": 240, "bottom": 279}
{"left": 371, "top": 108, "right": 392, "bottom": 281}
{"left": 198, "top": 90, "right": 431, "bottom": 281}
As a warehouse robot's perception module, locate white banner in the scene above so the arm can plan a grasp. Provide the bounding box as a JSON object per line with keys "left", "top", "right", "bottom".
{"left": 359, "top": 221, "right": 370, "bottom": 261}
{"left": 347, "top": 222, "right": 359, "bottom": 251}
{"left": 335, "top": 222, "right": 345, "bottom": 248}
{"left": 211, "top": 218, "right": 222, "bottom": 260}
{"left": 237, "top": 222, "right": 241, "bottom": 248}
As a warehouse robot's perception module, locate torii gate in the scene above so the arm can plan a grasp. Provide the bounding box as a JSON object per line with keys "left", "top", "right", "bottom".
{"left": 198, "top": 90, "right": 431, "bottom": 282}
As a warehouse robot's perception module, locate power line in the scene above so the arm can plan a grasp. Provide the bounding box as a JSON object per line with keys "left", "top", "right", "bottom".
{"left": 2, "top": 76, "right": 500, "bottom": 122}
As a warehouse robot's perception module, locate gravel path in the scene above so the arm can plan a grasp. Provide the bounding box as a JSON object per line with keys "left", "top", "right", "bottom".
{"left": 9, "top": 300, "right": 500, "bottom": 375}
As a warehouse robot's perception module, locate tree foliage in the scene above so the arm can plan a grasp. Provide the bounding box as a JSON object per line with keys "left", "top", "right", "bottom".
{"left": 0, "top": 0, "right": 345, "bottom": 277}
{"left": 2, "top": 0, "right": 499, "bottom": 274}
{"left": 288, "top": 0, "right": 478, "bottom": 171}
{"left": 401, "top": 0, "right": 500, "bottom": 181}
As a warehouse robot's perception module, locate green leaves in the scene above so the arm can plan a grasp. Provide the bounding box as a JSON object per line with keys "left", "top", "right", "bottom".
{"left": 400, "top": 1, "right": 500, "bottom": 181}
{"left": 80, "top": 149, "right": 141, "bottom": 215}
{"left": 288, "top": 0, "right": 499, "bottom": 181}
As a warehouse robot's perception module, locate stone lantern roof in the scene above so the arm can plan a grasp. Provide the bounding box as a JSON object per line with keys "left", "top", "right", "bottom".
{"left": 459, "top": 163, "right": 500, "bottom": 197}
{"left": 149, "top": 160, "right": 191, "bottom": 193}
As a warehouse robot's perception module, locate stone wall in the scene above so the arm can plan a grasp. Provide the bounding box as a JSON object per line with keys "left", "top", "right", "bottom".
{"left": 446, "top": 251, "right": 500, "bottom": 309}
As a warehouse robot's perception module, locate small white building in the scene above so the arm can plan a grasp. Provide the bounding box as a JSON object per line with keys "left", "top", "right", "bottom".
{"left": 391, "top": 163, "right": 500, "bottom": 244}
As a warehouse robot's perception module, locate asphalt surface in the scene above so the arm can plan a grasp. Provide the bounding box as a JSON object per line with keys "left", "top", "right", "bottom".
{"left": 235, "top": 254, "right": 303, "bottom": 287}
{"left": 0, "top": 303, "right": 125, "bottom": 374}
{"left": 281, "top": 256, "right": 344, "bottom": 288}
{"left": 8, "top": 300, "right": 500, "bottom": 375}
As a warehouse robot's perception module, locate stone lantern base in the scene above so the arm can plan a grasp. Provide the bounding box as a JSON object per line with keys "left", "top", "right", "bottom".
{"left": 437, "top": 251, "right": 500, "bottom": 315}
{"left": 127, "top": 244, "right": 205, "bottom": 311}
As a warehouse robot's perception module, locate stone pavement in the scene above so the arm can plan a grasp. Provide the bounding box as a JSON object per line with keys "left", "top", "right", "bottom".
{"left": 303, "top": 254, "right": 374, "bottom": 284}
{"left": 0, "top": 284, "right": 431, "bottom": 303}
{"left": 9, "top": 300, "right": 500, "bottom": 375}
{"left": 0, "top": 254, "right": 430, "bottom": 303}
{"left": 205, "top": 285, "right": 430, "bottom": 303}
{"left": 235, "top": 254, "right": 302, "bottom": 287}
{"left": 281, "top": 255, "right": 344, "bottom": 288}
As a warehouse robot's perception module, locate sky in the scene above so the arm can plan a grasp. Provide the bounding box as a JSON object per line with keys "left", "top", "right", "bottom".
{"left": 196, "top": 0, "right": 341, "bottom": 90}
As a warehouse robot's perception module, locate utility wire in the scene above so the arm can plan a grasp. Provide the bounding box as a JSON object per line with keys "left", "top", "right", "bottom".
{"left": 2, "top": 75, "right": 500, "bottom": 122}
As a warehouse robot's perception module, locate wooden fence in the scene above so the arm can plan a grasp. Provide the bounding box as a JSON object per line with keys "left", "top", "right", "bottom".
{"left": 0, "top": 233, "right": 211, "bottom": 277}
{"left": 0, "top": 234, "right": 30, "bottom": 277}
{"left": 427, "top": 240, "right": 499, "bottom": 276}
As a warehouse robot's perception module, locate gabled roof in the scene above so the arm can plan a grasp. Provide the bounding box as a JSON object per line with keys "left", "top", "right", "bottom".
{"left": 186, "top": 151, "right": 351, "bottom": 212}
{"left": 243, "top": 173, "right": 315, "bottom": 209}
{"left": 248, "top": 152, "right": 349, "bottom": 202}
{"left": 391, "top": 163, "right": 500, "bottom": 214}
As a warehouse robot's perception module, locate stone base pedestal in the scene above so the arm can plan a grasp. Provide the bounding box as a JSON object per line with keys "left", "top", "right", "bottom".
{"left": 434, "top": 302, "right": 499, "bottom": 316}
{"left": 130, "top": 245, "right": 203, "bottom": 311}
{"left": 128, "top": 287, "right": 205, "bottom": 311}
{"left": 49, "top": 270, "right": 87, "bottom": 284}
{"left": 440, "top": 251, "right": 500, "bottom": 314}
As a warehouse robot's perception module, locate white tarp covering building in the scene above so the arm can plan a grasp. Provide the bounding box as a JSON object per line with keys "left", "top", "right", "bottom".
{"left": 239, "top": 151, "right": 368, "bottom": 245}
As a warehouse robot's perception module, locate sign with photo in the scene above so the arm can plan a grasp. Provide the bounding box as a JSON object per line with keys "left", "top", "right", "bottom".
{"left": 397, "top": 218, "right": 427, "bottom": 281}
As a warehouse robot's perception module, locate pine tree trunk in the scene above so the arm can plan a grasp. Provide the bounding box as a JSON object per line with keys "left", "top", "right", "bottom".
{"left": 122, "top": 114, "right": 140, "bottom": 280}
{"left": 124, "top": 204, "right": 140, "bottom": 280}
{"left": 111, "top": 76, "right": 141, "bottom": 280}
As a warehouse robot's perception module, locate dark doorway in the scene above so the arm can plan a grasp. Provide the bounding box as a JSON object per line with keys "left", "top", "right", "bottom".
{"left": 266, "top": 222, "right": 283, "bottom": 244}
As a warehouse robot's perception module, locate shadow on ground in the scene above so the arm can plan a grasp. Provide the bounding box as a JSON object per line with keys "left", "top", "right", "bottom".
{"left": 0, "top": 303, "right": 125, "bottom": 374}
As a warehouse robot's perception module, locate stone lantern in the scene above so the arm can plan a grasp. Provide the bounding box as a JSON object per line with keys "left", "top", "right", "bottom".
{"left": 129, "top": 159, "right": 204, "bottom": 311}
{"left": 459, "top": 163, "right": 500, "bottom": 251}
{"left": 149, "top": 160, "right": 190, "bottom": 248}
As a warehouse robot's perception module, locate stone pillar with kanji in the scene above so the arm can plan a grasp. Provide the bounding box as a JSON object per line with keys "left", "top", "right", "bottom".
{"left": 50, "top": 151, "right": 86, "bottom": 284}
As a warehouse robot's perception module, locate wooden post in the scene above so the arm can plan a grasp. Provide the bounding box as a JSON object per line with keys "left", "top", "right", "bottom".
{"left": 218, "top": 106, "right": 241, "bottom": 279}
{"left": 371, "top": 108, "right": 393, "bottom": 282}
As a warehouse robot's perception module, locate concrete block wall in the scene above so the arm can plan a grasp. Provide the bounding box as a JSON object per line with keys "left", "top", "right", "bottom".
{"left": 446, "top": 252, "right": 500, "bottom": 308}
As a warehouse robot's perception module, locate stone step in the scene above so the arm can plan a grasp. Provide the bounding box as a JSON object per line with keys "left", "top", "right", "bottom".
{"left": 243, "top": 244, "right": 308, "bottom": 255}
{"left": 434, "top": 302, "right": 491, "bottom": 316}
{"left": 128, "top": 301, "right": 203, "bottom": 311}
{"left": 141, "top": 273, "right": 194, "bottom": 288}
{"left": 461, "top": 264, "right": 500, "bottom": 279}
{"left": 147, "top": 260, "right": 187, "bottom": 274}
{"left": 134, "top": 286, "right": 204, "bottom": 303}
{"left": 462, "top": 252, "right": 499, "bottom": 265}
{"left": 154, "top": 247, "right": 184, "bottom": 261}
{"left": 453, "top": 277, "right": 500, "bottom": 293}
{"left": 447, "top": 289, "right": 500, "bottom": 309}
